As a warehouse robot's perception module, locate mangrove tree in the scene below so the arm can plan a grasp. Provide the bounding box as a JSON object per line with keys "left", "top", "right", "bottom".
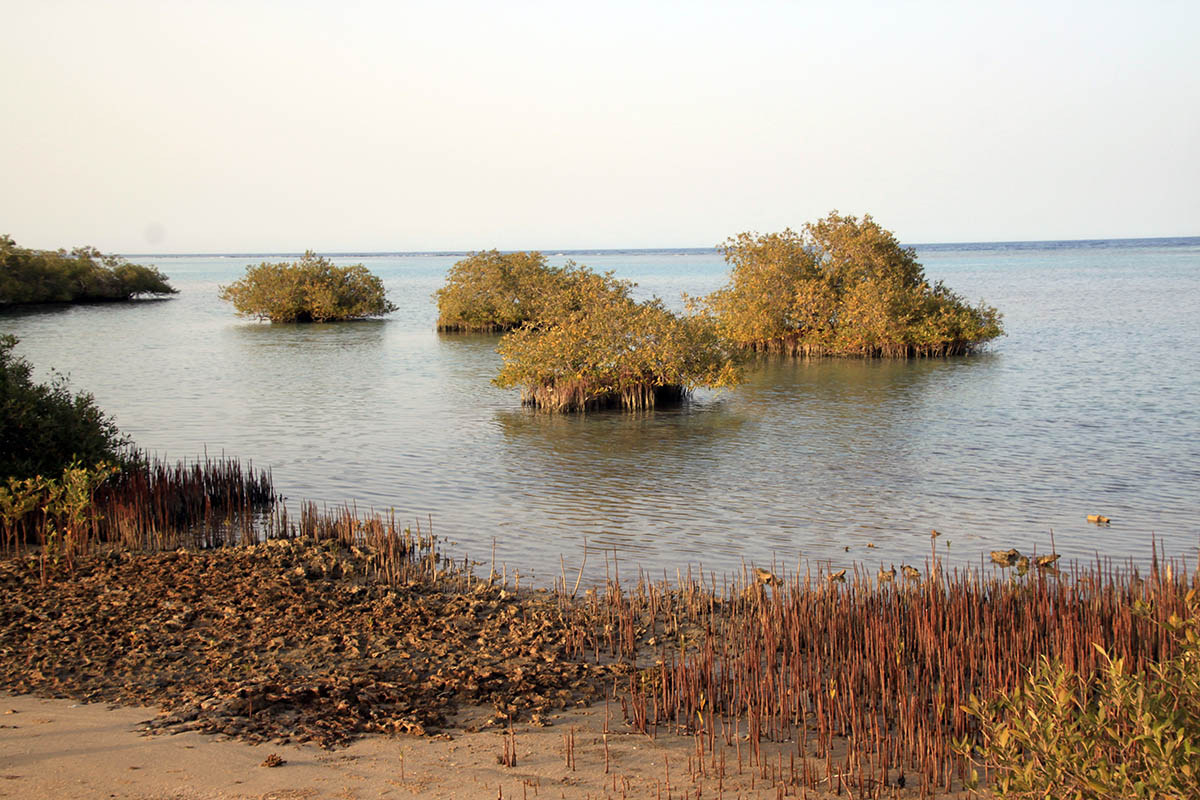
{"left": 0, "top": 235, "right": 176, "bottom": 305}
{"left": 0, "top": 335, "right": 129, "bottom": 479}
{"left": 434, "top": 250, "right": 574, "bottom": 332}
{"left": 494, "top": 266, "right": 741, "bottom": 412}
{"left": 706, "top": 212, "right": 1003, "bottom": 357}
{"left": 220, "top": 252, "right": 396, "bottom": 323}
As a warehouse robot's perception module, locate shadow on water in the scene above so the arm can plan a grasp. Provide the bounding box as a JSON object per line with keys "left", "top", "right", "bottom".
{"left": 496, "top": 402, "right": 744, "bottom": 467}
{"left": 0, "top": 296, "right": 177, "bottom": 323}
{"left": 433, "top": 331, "right": 504, "bottom": 372}
{"left": 225, "top": 318, "right": 390, "bottom": 351}
{"left": 487, "top": 356, "right": 981, "bottom": 536}
{"left": 726, "top": 356, "right": 986, "bottom": 458}
{"left": 731, "top": 353, "right": 992, "bottom": 406}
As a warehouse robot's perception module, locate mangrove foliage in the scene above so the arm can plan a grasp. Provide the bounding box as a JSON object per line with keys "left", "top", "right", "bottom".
{"left": 0, "top": 335, "right": 129, "bottom": 480}
{"left": 434, "top": 250, "right": 574, "bottom": 332}
{"left": 958, "top": 591, "right": 1200, "bottom": 798}
{"left": 706, "top": 212, "right": 1003, "bottom": 357}
{"left": 494, "top": 266, "right": 741, "bottom": 412}
{"left": 220, "top": 252, "right": 396, "bottom": 323}
{"left": 0, "top": 235, "right": 176, "bottom": 305}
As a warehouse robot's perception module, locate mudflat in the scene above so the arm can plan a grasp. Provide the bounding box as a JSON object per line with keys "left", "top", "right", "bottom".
{"left": 0, "top": 540, "right": 997, "bottom": 798}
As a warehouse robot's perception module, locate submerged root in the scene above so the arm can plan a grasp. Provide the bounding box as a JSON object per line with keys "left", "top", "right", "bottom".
{"left": 436, "top": 321, "right": 518, "bottom": 333}
{"left": 520, "top": 381, "right": 687, "bottom": 412}
{"left": 748, "top": 333, "right": 985, "bottom": 358}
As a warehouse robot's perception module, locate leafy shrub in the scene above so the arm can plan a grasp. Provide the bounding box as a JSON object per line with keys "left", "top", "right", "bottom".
{"left": 957, "top": 591, "right": 1200, "bottom": 798}
{"left": 0, "top": 235, "right": 176, "bottom": 305}
{"left": 219, "top": 252, "right": 397, "bottom": 323}
{"left": 0, "top": 462, "right": 119, "bottom": 562}
{"left": 0, "top": 335, "right": 129, "bottom": 479}
{"left": 707, "top": 212, "right": 1003, "bottom": 357}
{"left": 494, "top": 266, "right": 741, "bottom": 411}
{"left": 434, "top": 250, "right": 574, "bottom": 332}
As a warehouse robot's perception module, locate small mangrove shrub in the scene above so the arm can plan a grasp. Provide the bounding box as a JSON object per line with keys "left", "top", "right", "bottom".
{"left": 956, "top": 592, "right": 1200, "bottom": 798}
{"left": 0, "top": 335, "right": 129, "bottom": 480}
{"left": 434, "top": 249, "right": 575, "bottom": 332}
{"left": 0, "top": 462, "right": 119, "bottom": 576}
{"left": 219, "top": 252, "right": 396, "bottom": 323}
{"left": 0, "top": 235, "right": 176, "bottom": 305}
{"left": 494, "top": 267, "right": 741, "bottom": 411}
{"left": 0, "top": 454, "right": 276, "bottom": 558}
{"left": 707, "top": 212, "right": 1003, "bottom": 357}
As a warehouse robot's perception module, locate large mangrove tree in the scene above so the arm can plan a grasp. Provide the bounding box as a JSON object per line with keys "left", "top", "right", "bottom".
{"left": 0, "top": 236, "right": 176, "bottom": 305}
{"left": 706, "top": 213, "right": 1003, "bottom": 357}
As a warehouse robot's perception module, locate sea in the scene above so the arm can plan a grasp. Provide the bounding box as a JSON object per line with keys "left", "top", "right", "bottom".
{"left": 4, "top": 237, "right": 1199, "bottom": 586}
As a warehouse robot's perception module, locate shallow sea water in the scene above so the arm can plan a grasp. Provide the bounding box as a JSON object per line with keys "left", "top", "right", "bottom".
{"left": 4, "top": 238, "right": 1199, "bottom": 585}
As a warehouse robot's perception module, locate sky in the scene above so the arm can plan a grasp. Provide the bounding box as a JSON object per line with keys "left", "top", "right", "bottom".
{"left": 3, "top": 0, "right": 1197, "bottom": 253}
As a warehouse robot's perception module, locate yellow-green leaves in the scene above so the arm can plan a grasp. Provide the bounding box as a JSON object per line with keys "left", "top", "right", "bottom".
{"left": 493, "top": 266, "right": 742, "bottom": 412}
{"left": 957, "top": 594, "right": 1200, "bottom": 799}
{"left": 0, "top": 461, "right": 119, "bottom": 575}
{"left": 708, "top": 212, "right": 1004, "bottom": 357}
{"left": 0, "top": 235, "right": 176, "bottom": 304}
{"left": 435, "top": 250, "right": 573, "bottom": 332}
{"left": 219, "top": 253, "right": 396, "bottom": 323}
{"left": 708, "top": 228, "right": 820, "bottom": 347}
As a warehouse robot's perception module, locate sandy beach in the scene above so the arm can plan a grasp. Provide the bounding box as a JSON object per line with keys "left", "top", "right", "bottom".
{"left": 8, "top": 531, "right": 1186, "bottom": 798}
{"left": 0, "top": 540, "right": 948, "bottom": 799}
{"left": 0, "top": 692, "right": 902, "bottom": 799}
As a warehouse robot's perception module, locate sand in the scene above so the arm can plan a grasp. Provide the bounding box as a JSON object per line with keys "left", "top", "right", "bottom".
{"left": 1, "top": 692, "right": 898, "bottom": 800}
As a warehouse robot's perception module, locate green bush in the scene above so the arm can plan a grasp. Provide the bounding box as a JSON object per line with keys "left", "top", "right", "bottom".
{"left": 957, "top": 591, "right": 1200, "bottom": 798}
{"left": 0, "top": 335, "right": 129, "bottom": 479}
{"left": 0, "top": 462, "right": 119, "bottom": 558}
{"left": 219, "top": 252, "right": 397, "bottom": 323}
{"left": 434, "top": 250, "right": 574, "bottom": 332}
{"left": 0, "top": 235, "right": 176, "bottom": 305}
{"left": 706, "top": 212, "right": 1003, "bottom": 357}
{"left": 494, "top": 265, "right": 742, "bottom": 411}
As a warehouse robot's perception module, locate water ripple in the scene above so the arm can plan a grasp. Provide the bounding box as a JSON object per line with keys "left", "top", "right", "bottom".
{"left": 2, "top": 244, "right": 1198, "bottom": 583}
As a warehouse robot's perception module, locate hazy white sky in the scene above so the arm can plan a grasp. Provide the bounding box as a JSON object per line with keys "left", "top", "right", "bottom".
{"left": 3, "top": 0, "right": 1197, "bottom": 252}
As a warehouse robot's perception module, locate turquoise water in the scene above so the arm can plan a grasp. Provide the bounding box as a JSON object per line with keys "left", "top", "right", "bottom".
{"left": 3, "top": 238, "right": 1198, "bottom": 584}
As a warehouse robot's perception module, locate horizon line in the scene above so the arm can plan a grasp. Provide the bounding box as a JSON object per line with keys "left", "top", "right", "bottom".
{"left": 121, "top": 233, "right": 1200, "bottom": 259}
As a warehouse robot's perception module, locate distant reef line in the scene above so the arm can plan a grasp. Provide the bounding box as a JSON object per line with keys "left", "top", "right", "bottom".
{"left": 115, "top": 234, "right": 1200, "bottom": 260}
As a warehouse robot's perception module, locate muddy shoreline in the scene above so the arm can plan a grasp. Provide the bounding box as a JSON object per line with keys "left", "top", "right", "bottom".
{"left": 0, "top": 540, "right": 621, "bottom": 748}
{"left": 4, "top": 534, "right": 1193, "bottom": 798}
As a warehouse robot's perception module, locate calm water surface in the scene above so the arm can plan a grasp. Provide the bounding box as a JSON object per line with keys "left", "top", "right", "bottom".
{"left": 4, "top": 239, "right": 1199, "bottom": 584}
